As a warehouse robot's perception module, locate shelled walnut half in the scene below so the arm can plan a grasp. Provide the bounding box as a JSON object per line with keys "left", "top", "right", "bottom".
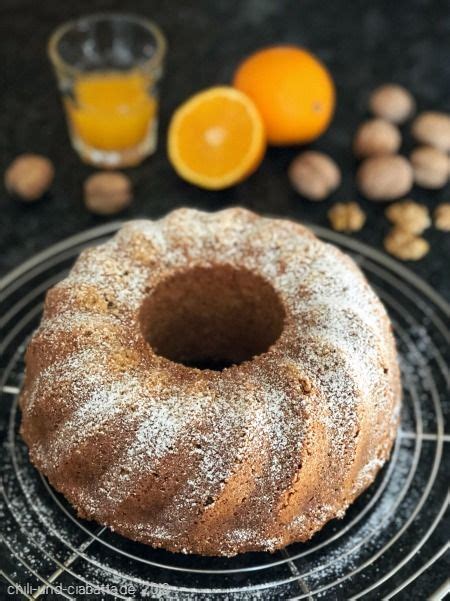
{"left": 385, "top": 200, "right": 431, "bottom": 235}
{"left": 328, "top": 202, "right": 366, "bottom": 232}
{"left": 384, "top": 228, "right": 429, "bottom": 261}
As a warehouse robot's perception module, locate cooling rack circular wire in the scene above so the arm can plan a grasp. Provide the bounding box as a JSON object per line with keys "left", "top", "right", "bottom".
{"left": 1, "top": 222, "right": 448, "bottom": 600}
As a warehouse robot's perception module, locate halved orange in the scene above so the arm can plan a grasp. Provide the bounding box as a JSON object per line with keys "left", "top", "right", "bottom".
{"left": 168, "top": 86, "right": 266, "bottom": 190}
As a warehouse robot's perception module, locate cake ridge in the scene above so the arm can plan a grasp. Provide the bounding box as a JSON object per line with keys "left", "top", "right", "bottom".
{"left": 19, "top": 207, "right": 401, "bottom": 556}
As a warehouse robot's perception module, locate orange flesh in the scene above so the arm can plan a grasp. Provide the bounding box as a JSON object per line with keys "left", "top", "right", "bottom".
{"left": 168, "top": 87, "right": 266, "bottom": 189}
{"left": 175, "top": 96, "right": 258, "bottom": 177}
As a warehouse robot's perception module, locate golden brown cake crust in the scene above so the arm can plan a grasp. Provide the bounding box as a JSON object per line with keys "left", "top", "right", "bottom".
{"left": 19, "top": 208, "right": 401, "bottom": 556}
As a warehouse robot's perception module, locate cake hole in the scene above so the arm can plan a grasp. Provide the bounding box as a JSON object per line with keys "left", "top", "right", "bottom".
{"left": 140, "top": 265, "right": 285, "bottom": 371}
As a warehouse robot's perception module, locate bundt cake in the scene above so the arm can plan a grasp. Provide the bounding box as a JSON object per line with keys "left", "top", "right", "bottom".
{"left": 19, "top": 208, "right": 401, "bottom": 556}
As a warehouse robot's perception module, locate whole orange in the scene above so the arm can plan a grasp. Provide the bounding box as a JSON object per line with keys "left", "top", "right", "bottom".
{"left": 233, "top": 46, "right": 335, "bottom": 145}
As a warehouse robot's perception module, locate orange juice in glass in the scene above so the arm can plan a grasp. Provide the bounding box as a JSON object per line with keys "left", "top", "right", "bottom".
{"left": 48, "top": 14, "right": 166, "bottom": 168}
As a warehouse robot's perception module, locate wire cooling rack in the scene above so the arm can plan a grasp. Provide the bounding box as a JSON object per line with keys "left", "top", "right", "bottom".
{"left": 1, "top": 222, "right": 449, "bottom": 600}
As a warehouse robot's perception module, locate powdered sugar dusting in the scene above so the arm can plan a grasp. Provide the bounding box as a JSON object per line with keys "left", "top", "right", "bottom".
{"left": 19, "top": 207, "right": 400, "bottom": 556}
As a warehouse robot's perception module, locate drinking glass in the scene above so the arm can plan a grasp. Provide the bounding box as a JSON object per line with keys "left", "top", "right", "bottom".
{"left": 48, "top": 13, "right": 166, "bottom": 168}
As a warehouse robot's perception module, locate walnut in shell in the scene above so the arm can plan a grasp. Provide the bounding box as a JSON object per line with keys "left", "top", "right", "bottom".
{"left": 353, "top": 119, "right": 401, "bottom": 158}
{"left": 410, "top": 146, "right": 449, "bottom": 189}
{"left": 411, "top": 111, "right": 450, "bottom": 153}
{"left": 84, "top": 172, "right": 133, "bottom": 215}
{"left": 356, "top": 155, "right": 413, "bottom": 201}
{"left": 5, "top": 153, "right": 55, "bottom": 202}
{"left": 369, "top": 84, "right": 415, "bottom": 124}
{"left": 288, "top": 151, "right": 341, "bottom": 201}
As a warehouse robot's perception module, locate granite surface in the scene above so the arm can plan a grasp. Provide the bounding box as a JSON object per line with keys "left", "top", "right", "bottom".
{"left": 1, "top": 0, "right": 449, "bottom": 301}
{"left": 0, "top": 3, "right": 449, "bottom": 599}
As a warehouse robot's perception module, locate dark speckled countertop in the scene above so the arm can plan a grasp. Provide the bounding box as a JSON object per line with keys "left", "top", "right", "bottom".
{"left": 1, "top": 4, "right": 449, "bottom": 598}
{"left": 1, "top": 0, "right": 449, "bottom": 301}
